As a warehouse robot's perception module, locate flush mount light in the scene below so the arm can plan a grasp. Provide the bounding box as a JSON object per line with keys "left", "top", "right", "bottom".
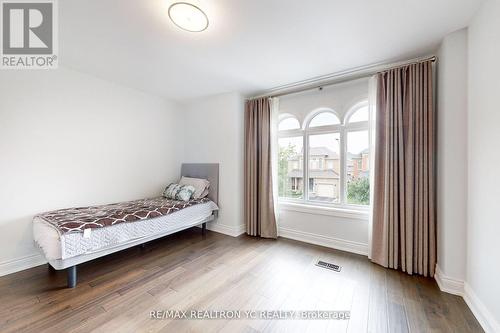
{"left": 168, "top": 2, "right": 209, "bottom": 32}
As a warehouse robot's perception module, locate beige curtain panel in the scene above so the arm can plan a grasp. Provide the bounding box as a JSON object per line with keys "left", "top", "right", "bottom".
{"left": 371, "top": 60, "right": 436, "bottom": 277}
{"left": 244, "top": 97, "right": 278, "bottom": 238}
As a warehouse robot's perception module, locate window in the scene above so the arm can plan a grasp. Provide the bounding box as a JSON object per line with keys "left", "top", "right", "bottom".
{"left": 278, "top": 103, "right": 370, "bottom": 209}
{"left": 345, "top": 106, "right": 370, "bottom": 205}
{"left": 347, "top": 106, "right": 368, "bottom": 123}
{"left": 278, "top": 117, "right": 300, "bottom": 131}
{"left": 278, "top": 136, "right": 303, "bottom": 199}
{"left": 309, "top": 111, "right": 340, "bottom": 127}
{"left": 346, "top": 130, "right": 370, "bottom": 205}
{"left": 308, "top": 133, "right": 340, "bottom": 203}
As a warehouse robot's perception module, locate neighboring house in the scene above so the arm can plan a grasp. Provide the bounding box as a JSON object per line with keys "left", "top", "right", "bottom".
{"left": 287, "top": 147, "right": 340, "bottom": 201}
{"left": 286, "top": 147, "right": 369, "bottom": 201}
{"left": 348, "top": 148, "right": 370, "bottom": 180}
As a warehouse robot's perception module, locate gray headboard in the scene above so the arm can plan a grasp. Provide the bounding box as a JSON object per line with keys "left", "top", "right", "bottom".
{"left": 181, "top": 163, "right": 219, "bottom": 205}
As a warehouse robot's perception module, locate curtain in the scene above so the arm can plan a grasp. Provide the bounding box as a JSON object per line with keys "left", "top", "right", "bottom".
{"left": 244, "top": 97, "right": 278, "bottom": 238}
{"left": 270, "top": 97, "right": 280, "bottom": 226}
{"left": 367, "top": 76, "right": 378, "bottom": 260}
{"left": 371, "top": 60, "right": 436, "bottom": 277}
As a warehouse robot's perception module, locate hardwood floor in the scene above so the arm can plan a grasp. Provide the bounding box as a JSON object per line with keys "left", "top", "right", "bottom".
{"left": 0, "top": 229, "right": 482, "bottom": 333}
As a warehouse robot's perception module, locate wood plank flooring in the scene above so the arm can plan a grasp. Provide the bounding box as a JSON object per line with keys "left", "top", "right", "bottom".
{"left": 0, "top": 228, "right": 483, "bottom": 333}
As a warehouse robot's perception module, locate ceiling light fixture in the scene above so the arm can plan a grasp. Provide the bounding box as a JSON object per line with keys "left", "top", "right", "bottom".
{"left": 168, "top": 2, "right": 209, "bottom": 32}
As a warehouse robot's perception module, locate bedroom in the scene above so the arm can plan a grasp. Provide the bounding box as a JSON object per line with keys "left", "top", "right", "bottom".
{"left": 0, "top": 0, "right": 499, "bottom": 332}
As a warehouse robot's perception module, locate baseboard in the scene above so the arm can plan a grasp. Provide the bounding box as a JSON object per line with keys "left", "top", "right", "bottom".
{"left": 0, "top": 253, "right": 47, "bottom": 277}
{"left": 205, "top": 222, "right": 246, "bottom": 237}
{"left": 278, "top": 227, "right": 368, "bottom": 256}
{"left": 434, "top": 265, "right": 499, "bottom": 333}
{"left": 463, "top": 283, "right": 500, "bottom": 333}
{"left": 434, "top": 265, "right": 465, "bottom": 296}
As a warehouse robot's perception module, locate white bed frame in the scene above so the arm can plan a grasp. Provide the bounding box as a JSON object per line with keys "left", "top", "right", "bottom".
{"left": 46, "top": 163, "right": 219, "bottom": 288}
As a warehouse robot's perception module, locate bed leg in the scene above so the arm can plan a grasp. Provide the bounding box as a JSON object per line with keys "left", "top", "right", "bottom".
{"left": 67, "top": 265, "right": 77, "bottom": 288}
{"left": 202, "top": 222, "right": 207, "bottom": 235}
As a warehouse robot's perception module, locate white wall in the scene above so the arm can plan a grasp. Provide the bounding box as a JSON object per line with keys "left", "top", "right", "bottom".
{"left": 278, "top": 208, "right": 369, "bottom": 254}
{"left": 0, "top": 67, "right": 183, "bottom": 274}
{"left": 436, "top": 29, "right": 468, "bottom": 282}
{"left": 466, "top": 0, "right": 500, "bottom": 330}
{"left": 279, "top": 78, "right": 369, "bottom": 125}
{"left": 182, "top": 92, "right": 245, "bottom": 236}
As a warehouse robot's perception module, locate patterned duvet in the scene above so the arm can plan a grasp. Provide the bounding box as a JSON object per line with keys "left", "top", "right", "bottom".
{"left": 36, "top": 197, "right": 210, "bottom": 234}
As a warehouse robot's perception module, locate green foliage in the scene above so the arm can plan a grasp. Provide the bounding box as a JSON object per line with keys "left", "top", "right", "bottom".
{"left": 279, "top": 144, "right": 302, "bottom": 197}
{"left": 347, "top": 177, "right": 370, "bottom": 205}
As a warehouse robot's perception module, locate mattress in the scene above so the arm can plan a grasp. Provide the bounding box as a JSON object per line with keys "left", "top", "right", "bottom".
{"left": 33, "top": 200, "right": 218, "bottom": 260}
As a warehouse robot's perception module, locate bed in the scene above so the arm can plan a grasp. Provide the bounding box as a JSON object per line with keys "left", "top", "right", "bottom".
{"left": 33, "top": 163, "right": 219, "bottom": 288}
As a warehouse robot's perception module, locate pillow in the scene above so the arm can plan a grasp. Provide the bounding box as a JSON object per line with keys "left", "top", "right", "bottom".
{"left": 199, "top": 186, "right": 210, "bottom": 199}
{"left": 163, "top": 183, "right": 181, "bottom": 199}
{"left": 179, "top": 176, "right": 210, "bottom": 199}
{"left": 176, "top": 185, "right": 195, "bottom": 202}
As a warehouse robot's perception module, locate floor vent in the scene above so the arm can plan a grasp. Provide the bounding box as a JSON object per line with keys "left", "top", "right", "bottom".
{"left": 316, "top": 260, "right": 341, "bottom": 272}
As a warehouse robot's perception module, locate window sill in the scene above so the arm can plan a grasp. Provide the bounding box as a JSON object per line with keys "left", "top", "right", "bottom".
{"left": 278, "top": 201, "right": 370, "bottom": 220}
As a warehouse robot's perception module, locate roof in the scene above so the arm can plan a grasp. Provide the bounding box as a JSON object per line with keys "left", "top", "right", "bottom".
{"left": 309, "top": 147, "right": 338, "bottom": 157}
{"left": 289, "top": 146, "right": 339, "bottom": 160}
{"left": 288, "top": 169, "right": 339, "bottom": 179}
{"left": 347, "top": 148, "right": 369, "bottom": 160}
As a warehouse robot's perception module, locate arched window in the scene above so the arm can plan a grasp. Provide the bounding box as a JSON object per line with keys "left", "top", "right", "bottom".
{"left": 308, "top": 111, "right": 340, "bottom": 127}
{"left": 345, "top": 103, "right": 370, "bottom": 206}
{"left": 278, "top": 101, "right": 371, "bottom": 207}
{"left": 305, "top": 110, "right": 341, "bottom": 203}
{"left": 278, "top": 115, "right": 303, "bottom": 199}
{"left": 278, "top": 117, "right": 300, "bottom": 131}
{"left": 347, "top": 105, "right": 369, "bottom": 124}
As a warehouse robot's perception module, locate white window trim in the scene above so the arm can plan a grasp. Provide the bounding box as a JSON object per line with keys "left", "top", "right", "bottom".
{"left": 278, "top": 103, "right": 371, "bottom": 213}
{"left": 278, "top": 113, "right": 301, "bottom": 131}
{"left": 279, "top": 200, "right": 369, "bottom": 220}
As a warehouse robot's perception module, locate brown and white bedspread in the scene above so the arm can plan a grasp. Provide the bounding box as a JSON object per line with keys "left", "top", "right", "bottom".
{"left": 36, "top": 197, "right": 210, "bottom": 234}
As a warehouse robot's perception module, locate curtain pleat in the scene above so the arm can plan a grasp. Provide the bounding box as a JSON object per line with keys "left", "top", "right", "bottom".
{"left": 371, "top": 60, "right": 436, "bottom": 277}
{"left": 244, "top": 98, "right": 278, "bottom": 239}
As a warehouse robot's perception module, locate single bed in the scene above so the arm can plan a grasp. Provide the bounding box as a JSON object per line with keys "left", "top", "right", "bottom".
{"left": 33, "top": 163, "right": 219, "bottom": 288}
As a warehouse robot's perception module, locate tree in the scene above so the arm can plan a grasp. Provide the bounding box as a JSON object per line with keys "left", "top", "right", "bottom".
{"left": 347, "top": 177, "right": 370, "bottom": 205}
{"left": 278, "top": 144, "right": 299, "bottom": 197}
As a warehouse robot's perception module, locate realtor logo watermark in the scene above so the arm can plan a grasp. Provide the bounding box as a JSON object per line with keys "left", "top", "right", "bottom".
{"left": 1, "top": 0, "right": 57, "bottom": 69}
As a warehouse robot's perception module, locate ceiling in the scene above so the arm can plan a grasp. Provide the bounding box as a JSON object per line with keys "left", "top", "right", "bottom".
{"left": 59, "top": 0, "right": 482, "bottom": 101}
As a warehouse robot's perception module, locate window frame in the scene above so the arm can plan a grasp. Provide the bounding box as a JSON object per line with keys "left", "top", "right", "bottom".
{"left": 278, "top": 114, "right": 301, "bottom": 131}
{"left": 277, "top": 103, "right": 371, "bottom": 212}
